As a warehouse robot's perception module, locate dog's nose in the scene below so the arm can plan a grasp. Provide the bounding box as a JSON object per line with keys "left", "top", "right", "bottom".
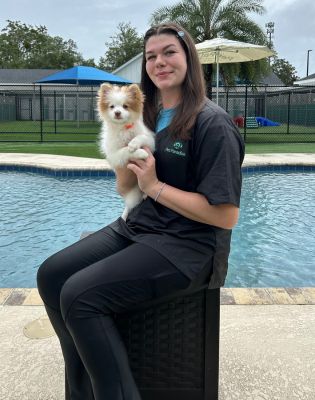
{"left": 115, "top": 111, "right": 121, "bottom": 118}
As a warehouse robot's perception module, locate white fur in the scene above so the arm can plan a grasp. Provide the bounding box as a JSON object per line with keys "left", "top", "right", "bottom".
{"left": 98, "top": 85, "right": 155, "bottom": 219}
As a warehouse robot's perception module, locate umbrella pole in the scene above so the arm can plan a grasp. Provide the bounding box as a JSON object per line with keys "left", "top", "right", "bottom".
{"left": 216, "top": 57, "right": 219, "bottom": 105}
{"left": 76, "top": 81, "right": 80, "bottom": 129}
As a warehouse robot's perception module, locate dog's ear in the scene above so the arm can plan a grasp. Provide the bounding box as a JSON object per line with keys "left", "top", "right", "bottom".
{"left": 97, "top": 83, "right": 112, "bottom": 114}
{"left": 127, "top": 84, "right": 144, "bottom": 104}
{"left": 98, "top": 83, "right": 112, "bottom": 98}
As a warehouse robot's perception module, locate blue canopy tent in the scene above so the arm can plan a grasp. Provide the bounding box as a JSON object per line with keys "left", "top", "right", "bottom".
{"left": 36, "top": 66, "right": 132, "bottom": 126}
{"left": 36, "top": 65, "right": 132, "bottom": 85}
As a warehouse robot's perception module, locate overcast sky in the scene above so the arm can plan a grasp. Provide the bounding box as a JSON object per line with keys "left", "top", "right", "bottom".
{"left": 1, "top": 0, "right": 314, "bottom": 78}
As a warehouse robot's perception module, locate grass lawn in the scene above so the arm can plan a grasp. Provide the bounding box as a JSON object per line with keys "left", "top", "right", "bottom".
{"left": 0, "top": 120, "right": 100, "bottom": 134}
{"left": 241, "top": 124, "right": 315, "bottom": 135}
{"left": 0, "top": 120, "right": 315, "bottom": 157}
{"left": 244, "top": 142, "right": 315, "bottom": 153}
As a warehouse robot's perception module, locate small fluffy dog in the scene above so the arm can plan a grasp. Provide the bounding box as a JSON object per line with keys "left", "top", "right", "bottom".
{"left": 97, "top": 83, "right": 155, "bottom": 219}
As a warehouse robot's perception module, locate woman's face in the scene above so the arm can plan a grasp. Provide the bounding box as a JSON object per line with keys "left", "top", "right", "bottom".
{"left": 145, "top": 33, "right": 187, "bottom": 97}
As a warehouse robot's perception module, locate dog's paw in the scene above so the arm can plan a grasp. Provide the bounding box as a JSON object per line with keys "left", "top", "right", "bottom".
{"left": 128, "top": 142, "right": 139, "bottom": 153}
{"left": 128, "top": 138, "right": 141, "bottom": 152}
{"left": 132, "top": 148, "right": 148, "bottom": 159}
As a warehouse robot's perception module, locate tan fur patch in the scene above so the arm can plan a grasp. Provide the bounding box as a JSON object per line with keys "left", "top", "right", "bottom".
{"left": 97, "top": 83, "right": 113, "bottom": 114}
{"left": 123, "top": 84, "right": 144, "bottom": 114}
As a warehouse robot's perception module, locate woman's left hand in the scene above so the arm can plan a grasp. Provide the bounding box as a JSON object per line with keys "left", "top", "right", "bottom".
{"left": 127, "top": 147, "right": 160, "bottom": 196}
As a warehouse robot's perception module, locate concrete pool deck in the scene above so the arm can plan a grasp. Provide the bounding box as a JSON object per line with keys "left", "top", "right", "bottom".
{"left": 1, "top": 152, "right": 315, "bottom": 399}
{"left": 0, "top": 151, "right": 315, "bottom": 171}
{"left": 1, "top": 292, "right": 315, "bottom": 400}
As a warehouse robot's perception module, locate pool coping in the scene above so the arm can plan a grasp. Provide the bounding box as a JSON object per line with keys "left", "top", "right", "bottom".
{"left": 1, "top": 287, "right": 315, "bottom": 306}
{"left": 1, "top": 152, "right": 314, "bottom": 305}
{"left": 0, "top": 152, "right": 315, "bottom": 173}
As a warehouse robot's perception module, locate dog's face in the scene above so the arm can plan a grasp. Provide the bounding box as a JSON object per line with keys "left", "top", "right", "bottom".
{"left": 97, "top": 83, "right": 144, "bottom": 124}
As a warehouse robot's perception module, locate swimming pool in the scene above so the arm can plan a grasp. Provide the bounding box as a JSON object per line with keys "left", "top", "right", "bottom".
{"left": 0, "top": 169, "right": 314, "bottom": 288}
{"left": 226, "top": 170, "right": 315, "bottom": 287}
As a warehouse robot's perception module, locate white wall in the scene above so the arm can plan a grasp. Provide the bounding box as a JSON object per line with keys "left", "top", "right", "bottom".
{"left": 114, "top": 54, "right": 143, "bottom": 84}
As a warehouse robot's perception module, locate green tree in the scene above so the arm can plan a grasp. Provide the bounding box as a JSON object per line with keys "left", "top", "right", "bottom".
{"left": 272, "top": 57, "right": 298, "bottom": 86}
{"left": 151, "top": 0, "right": 270, "bottom": 94}
{"left": 82, "top": 58, "right": 97, "bottom": 67}
{"left": 99, "top": 22, "right": 143, "bottom": 72}
{"left": 0, "top": 20, "right": 93, "bottom": 69}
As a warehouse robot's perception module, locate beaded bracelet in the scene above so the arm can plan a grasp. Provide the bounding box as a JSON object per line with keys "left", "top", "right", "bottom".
{"left": 154, "top": 182, "right": 166, "bottom": 202}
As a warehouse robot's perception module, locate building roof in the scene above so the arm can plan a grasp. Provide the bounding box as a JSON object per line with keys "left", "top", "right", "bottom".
{"left": 297, "top": 73, "right": 315, "bottom": 81}
{"left": 259, "top": 71, "right": 284, "bottom": 86}
{"left": 0, "top": 69, "right": 60, "bottom": 84}
{"left": 294, "top": 73, "right": 315, "bottom": 85}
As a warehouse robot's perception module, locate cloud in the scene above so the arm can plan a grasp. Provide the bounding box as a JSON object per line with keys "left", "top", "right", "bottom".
{"left": 1, "top": 0, "right": 314, "bottom": 77}
{"left": 252, "top": 0, "right": 315, "bottom": 77}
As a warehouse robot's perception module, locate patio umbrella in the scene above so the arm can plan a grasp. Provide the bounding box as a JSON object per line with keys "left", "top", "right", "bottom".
{"left": 36, "top": 66, "right": 132, "bottom": 127}
{"left": 195, "top": 38, "right": 275, "bottom": 103}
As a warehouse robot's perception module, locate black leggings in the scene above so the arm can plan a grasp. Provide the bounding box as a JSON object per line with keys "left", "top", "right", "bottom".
{"left": 37, "top": 226, "right": 191, "bottom": 400}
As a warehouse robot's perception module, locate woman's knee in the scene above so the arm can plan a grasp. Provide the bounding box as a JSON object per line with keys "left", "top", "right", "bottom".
{"left": 60, "top": 277, "right": 106, "bottom": 325}
{"left": 37, "top": 253, "right": 65, "bottom": 307}
{"left": 37, "top": 255, "right": 54, "bottom": 293}
{"left": 60, "top": 277, "right": 123, "bottom": 325}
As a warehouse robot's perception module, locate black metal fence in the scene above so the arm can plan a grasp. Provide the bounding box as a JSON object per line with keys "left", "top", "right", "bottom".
{"left": 0, "top": 83, "right": 314, "bottom": 143}
{"left": 0, "top": 84, "right": 100, "bottom": 142}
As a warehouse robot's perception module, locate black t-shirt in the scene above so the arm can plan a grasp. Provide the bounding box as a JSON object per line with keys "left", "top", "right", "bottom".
{"left": 109, "top": 98, "right": 245, "bottom": 287}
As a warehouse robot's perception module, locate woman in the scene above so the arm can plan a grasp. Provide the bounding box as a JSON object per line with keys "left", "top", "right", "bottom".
{"left": 37, "top": 22, "right": 244, "bottom": 400}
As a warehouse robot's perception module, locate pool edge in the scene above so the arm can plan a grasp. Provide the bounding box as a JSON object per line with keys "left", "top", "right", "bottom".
{"left": 1, "top": 287, "right": 314, "bottom": 306}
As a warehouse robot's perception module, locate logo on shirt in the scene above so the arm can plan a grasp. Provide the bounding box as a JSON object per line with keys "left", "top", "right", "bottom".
{"left": 165, "top": 141, "right": 186, "bottom": 157}
{"left": 173, "top": 141, "right": 183, "bottom": 150}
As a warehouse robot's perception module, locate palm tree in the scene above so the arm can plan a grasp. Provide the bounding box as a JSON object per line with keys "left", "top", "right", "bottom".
{"left": 151, "top": 0, "right": 270, "bottom": 96}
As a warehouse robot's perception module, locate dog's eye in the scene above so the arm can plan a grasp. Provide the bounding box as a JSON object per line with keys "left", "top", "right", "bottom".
{"left": 110, "top": 105, "right": 115, "bottom": 109}
{"left": 123, "top": 104, "right": 128, "bottom": 110}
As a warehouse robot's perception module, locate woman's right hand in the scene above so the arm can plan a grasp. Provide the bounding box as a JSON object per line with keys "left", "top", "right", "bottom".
{"left": 115, "top": 166, "right": 138, "bottom": 196}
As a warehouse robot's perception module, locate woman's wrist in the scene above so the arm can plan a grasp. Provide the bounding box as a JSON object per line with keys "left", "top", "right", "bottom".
{"left": 154, "top": 182, "right": 166, "bottom": 202}
{"left": 146, "top": 181, "right": 166, "bottom": 201}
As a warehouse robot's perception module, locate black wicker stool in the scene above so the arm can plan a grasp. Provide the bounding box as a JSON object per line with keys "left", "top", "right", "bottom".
{"left": 78, "top": 232, "right": 220, "bottom": 400}
{"left": 115, "top": 286, "right": 220, "bottom": 400}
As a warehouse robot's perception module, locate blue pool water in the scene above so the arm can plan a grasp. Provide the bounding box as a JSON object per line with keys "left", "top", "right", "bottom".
{"left": 226, "top": 170, "right": 315, "bottom": 287}
{"left": 0, "top": 170, "right": 314, "bottom": 288}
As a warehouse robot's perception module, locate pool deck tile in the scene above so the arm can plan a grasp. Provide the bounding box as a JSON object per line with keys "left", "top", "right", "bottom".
{"left": 219, "top": 288, "right": 236, "bottom": 304}
{"left": 228, "top": 288, "right": 254, "bottom": 304}
{"left": 245, "top": 288, "right": 274, "bottom": 304}
{"left": 1, "top": 288, "right": 315, "bottom": 306}
{"left": 23, "top": 288, "right": 44, "bottom": 306}
{"left": 264, "top": 287, "right": 296, "bottom": 304}
{"left": 4, "top": 288, "right": 31, "bottom": 305}
{"left": 285, "top": 287, "right": 313, "bottom": 304}
{"left": 0, "top": 289, "right": 13, "bottom": 304}
{"left": 301, "top": 287, "right": 315, "bottom": 303}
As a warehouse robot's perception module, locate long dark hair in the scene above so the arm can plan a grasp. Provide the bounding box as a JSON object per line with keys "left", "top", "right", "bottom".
{"left": 141, "top": 22, "right": 206, "bottom": 139}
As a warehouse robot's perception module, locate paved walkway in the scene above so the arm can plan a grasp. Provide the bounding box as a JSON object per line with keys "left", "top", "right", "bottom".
{"left": 0, "top": 152, "right": 315, "bottom": 170}
{"left": 1, "top": 152, "right": 315, "bottom": 399}
{"left": 1, "top": 303, "right": 314, "bottom": 400}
